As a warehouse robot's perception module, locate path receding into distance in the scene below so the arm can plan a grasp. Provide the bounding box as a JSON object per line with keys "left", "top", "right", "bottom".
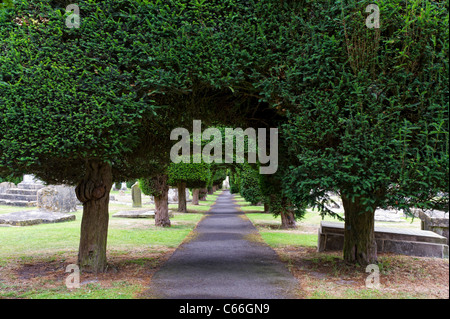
{"left": 144, "top": 190, "right": 298, "bottom": 299}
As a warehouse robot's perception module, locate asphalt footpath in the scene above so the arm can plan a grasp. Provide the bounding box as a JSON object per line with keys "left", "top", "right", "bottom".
{"left": 143, "top": 190, "right": 298, "bottom": 299}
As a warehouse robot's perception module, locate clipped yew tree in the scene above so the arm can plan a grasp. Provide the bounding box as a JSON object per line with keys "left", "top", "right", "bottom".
{"left": 0, "top": 0, "right": 230, "bottom": 272}
{"left": 280, "top": 1, "right": 448, "bottom": 264}
{"left": 0, "top": 1, "right": 164, "bottom": 272}
{"left": 239, "top": 164, "right": 262, "bottom": 206}
{"left": 139, "top": 172, "right": 172, "bottom": 227}
{"left": 0, "top": 0, "right": 282, "bottom": 272}
{"left": 168, "top": 161, "right": 210, "bottom": 212}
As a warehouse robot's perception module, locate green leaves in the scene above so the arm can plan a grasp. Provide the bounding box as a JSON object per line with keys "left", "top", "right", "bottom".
{"left": 280, "top": 0, "right": 449, "bottom": 213}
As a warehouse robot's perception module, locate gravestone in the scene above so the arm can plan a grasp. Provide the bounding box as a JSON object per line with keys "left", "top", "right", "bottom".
{"left": 419, "top": 210, "right": 449, "bottom": 245}
{"left": 0, "top": 182, "right": 14, "bottom": 194}
{"left": 37, "top": 185, "right": 79, "bottom": 213}
{"left": 0, "top": 210, "right": 76, "bottom": 226}
{"left": 168, "top": 188, "right": 178, "bottom": 203}
{"left": 131, "top": 182, "right": 142, "bottom": 208}
{"left": 113, "top": 210, "right": 155, "bottom": 219}
{"left": 318, "top": 221, "right": 449, "bottom": 258}
{"left": 18, "top": 174, "right": 44, "bottom": 189}
{"left": 0, "top": 175, "right": 45, "bottom": 206}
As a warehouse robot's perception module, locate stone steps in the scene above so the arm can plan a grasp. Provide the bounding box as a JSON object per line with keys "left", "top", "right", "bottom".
{"left": 15, "top": 183, "right": 45, "bottom": 190}
{"left": 0, "top": 199, "right": 37, "bottom": 207}
{"left": 0, "top": 180, "right": 43, "bottom": 207}
{"left": 0, "top": 193, "right": 38, "bottom": 201}
{"left": 6, "top": 188, "right": 39, "bottom": 195}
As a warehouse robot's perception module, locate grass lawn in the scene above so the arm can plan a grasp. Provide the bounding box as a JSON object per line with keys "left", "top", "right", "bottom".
{"left": 0, "top": 190, "right": 447, "bottom": 299}
{"left": 0, "top": 189, "right": 221, "bottom": 299}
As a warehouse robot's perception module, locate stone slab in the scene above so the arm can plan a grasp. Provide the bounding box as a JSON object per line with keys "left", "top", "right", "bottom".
{"left": 318, "top": 221, "right": 449, "bottom": 258}
{"left": 0, "top": 210, "right": 76, "bottom": 226}
{"left": 113, "top": 210, "right": 156, "bottom": 219}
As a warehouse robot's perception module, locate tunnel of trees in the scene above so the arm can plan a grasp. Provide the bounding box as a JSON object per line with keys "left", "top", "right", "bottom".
{"left": 0, "top": 0, "right": 448, "bottom": 271}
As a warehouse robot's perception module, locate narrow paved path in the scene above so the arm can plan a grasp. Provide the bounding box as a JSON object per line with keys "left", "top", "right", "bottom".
{"left": 144, "top": 190, "right": 298, "bottom": 299}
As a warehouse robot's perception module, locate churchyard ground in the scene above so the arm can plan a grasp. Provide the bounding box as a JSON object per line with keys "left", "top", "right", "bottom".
{"left": 0, "top": 190, "right": 448, "bottom": 299}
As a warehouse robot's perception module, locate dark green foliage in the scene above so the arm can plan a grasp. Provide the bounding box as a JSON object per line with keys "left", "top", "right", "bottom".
{"left": 211, "top": 169, "right": 227, "bottom": 187}
{"left": 0, "top": 0, "right": 447, "bottom": 265}
{"left": 239, "top": 165, "right": 262, "bottom": 205}
{"left": 0, "top": 0, "right": 157, "bottom": 184}
{"left": 126, "top": 180, "right": 137, "bottom": 189}
{"left": 279, "top": 0, "right": 449, "bottom": 215}
{"left": 167, "top": 162, "right": 211, "bottom": 189}
{"left": 0, "top": 0, "right": 277, "bottom": 185}
{"left": 139, "top": 177, "right": 161, "bottom": 198}
{"left": 229, "top": 171, "right": 240, "bottom": 194}
{"left": 0, "top": 174, "right": 22, "bottom": 185}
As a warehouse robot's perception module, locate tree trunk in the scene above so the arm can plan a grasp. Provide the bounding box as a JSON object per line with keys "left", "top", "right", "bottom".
{"left": 75, "top": 160, "right": 113, "bottom": 273}
{"left": 280, "top": 210, "right": 296, "bottom": 229}
{"left": 208, "top": 187, "right": 214, "bottom": 195}
{"left": 153, "top": 174, "right": 171, "bottom": 227}
{"left": 342, "top": 195, "right": 377, "bottom": 265}
{"left": 192, "top": 189, "right": 199, "bottom": 205}
{"left": 264, "top": 202, "right": 269, "bottom": 213}
{"left": 177, "top": 181, "right": 187, "bottom": 213}
{"left": 199, "top": 187, "right": 207, "bottom": 201}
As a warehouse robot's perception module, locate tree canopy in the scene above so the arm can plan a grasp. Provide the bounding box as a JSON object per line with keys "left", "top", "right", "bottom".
{"left": 0, "top": 0, "right": 447, "bottom": 269}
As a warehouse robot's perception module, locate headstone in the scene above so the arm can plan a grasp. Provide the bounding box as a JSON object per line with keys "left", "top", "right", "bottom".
{"left": 37, "top": 185, "right": 79, "bottom": 213}
{"left": 121, "top": 182, "right": 127, "bottom": 191}
{"left": 18, "top": 174, "right": 44, "bottom": 189}
{"left": 186, "top": 188, "right": 191, "bottom": 202}
{"left": 131, "top": 182, "right": 142, "bottom": 207}
{"left": 168, "top": 188, "right": 178, "bottom": 203}
{"left": 419, "top": 210, "right": 449, "bottom": 245}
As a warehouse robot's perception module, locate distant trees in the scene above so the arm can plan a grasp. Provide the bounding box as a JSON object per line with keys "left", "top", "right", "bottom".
{"left": 168, "top": 161, "right": 210, "bottom": 210}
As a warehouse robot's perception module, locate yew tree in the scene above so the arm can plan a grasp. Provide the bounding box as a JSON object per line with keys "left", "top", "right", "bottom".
{"left": 167, "top": 161, "right": 210, "bottom": 211}
{"left": 0, "top": 0, "right": 275, "bottom": 272}
{"left": 280, "top": 0, "right": 448, "bottom": 264}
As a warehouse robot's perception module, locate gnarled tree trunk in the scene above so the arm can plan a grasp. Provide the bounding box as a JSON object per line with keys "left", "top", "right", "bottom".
{"left": 280, "top": 210, "right": 297, "bottom": 229}
{"left": 153, "top": 174, "right": 171, "bottom": 227}
{"left": 192, "top": 188, "right": 199, "bottom": 205}
{"left": 75, "top": 160, "right": 112, "bottom": 273}
{"left": 177, "top": 181, "right": 187, "bottom": 213}
{"left": 342, "top": 195, "right": 377, "bottom": 265}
